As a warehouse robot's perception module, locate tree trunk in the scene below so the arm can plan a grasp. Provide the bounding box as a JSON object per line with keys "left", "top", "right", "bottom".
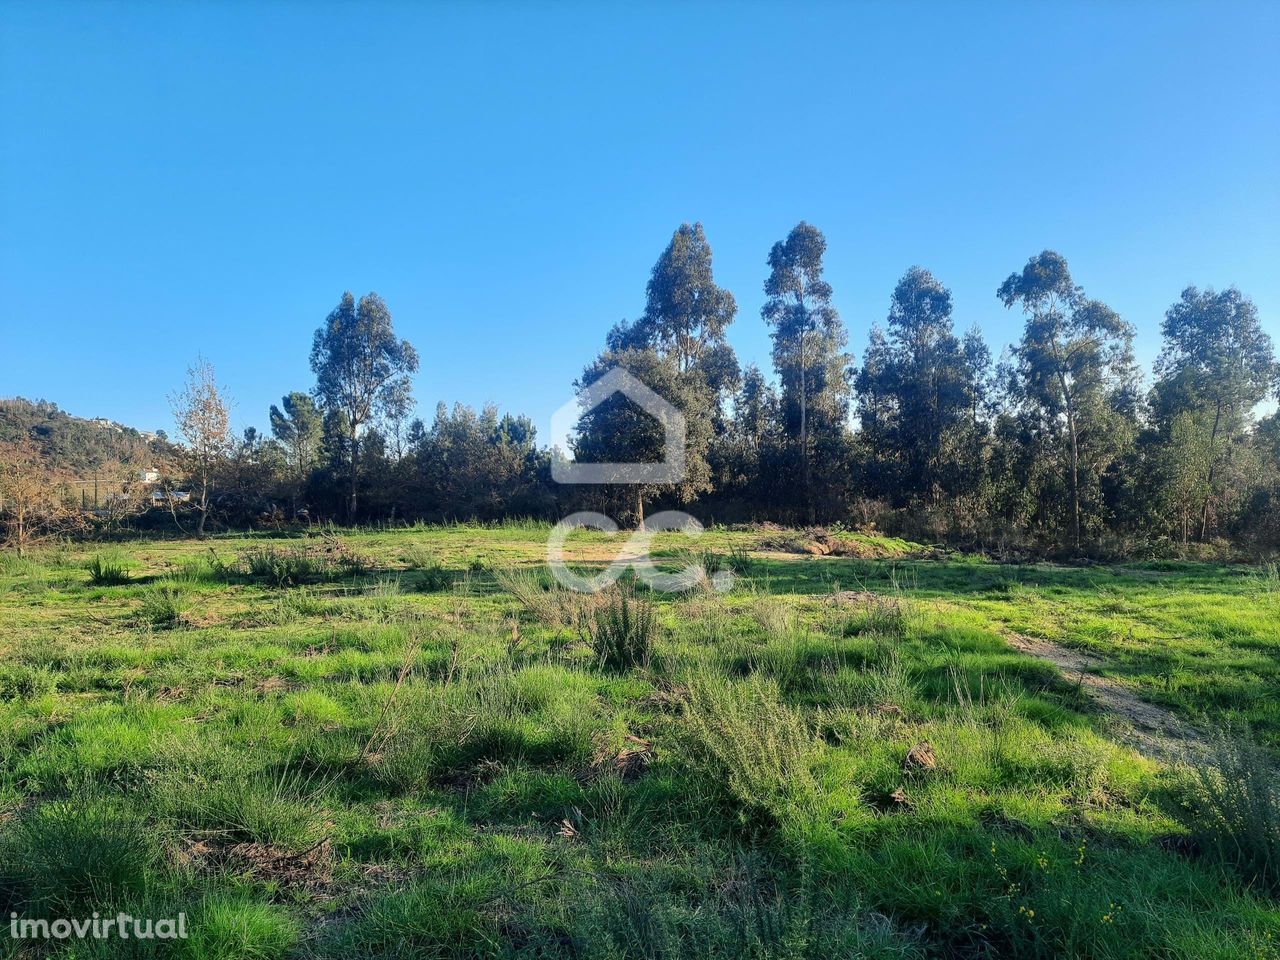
{"left": 348, "top": 428, "right": 359, "bottom": 523}
{"left": 1067, "top": 412, "right": 1081, "bottom": 552}
{"left": 195, "top": 471, "right": 209, "bottom": 538}
{"left": 1198, "top": 398, "right": 1224, "bottom": 542}
{"left": 636, "top": 488, "right": 645, "bottom": 531}
{"left": 799, "top": 327, "right": 813, "bottom": 525}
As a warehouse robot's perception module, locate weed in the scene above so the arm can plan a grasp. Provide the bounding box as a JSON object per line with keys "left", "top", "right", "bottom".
{"left": 1180, "top": 726, "right": 1280, "bottom": 891}
{"left": 681, "top": 672, "right": 818, "bottom": 823}
{"left": 416, "top": 562, "right": 454, "bottom": 592}
{"left": 1, "top": 795, "right": 157, "bottom": 911}
{"left": 244, "top": 548, "right": 322, "bottom": 586}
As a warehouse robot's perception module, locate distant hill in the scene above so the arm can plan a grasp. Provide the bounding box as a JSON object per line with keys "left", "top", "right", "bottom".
{"left": 0, "top": 397, "right": 174, "bottom": 477}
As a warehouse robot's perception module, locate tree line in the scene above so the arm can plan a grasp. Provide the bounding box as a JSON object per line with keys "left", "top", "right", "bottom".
{"left": 4, "top": 221, "right": 1277, "bottom": 556}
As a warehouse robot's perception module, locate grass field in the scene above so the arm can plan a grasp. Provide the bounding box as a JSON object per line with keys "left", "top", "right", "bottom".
{"left": 1, "top": 524, "right": 1279, "bottom": 958}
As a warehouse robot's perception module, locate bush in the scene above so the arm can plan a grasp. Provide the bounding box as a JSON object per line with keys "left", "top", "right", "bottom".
{"left": 1181, "top": 726, "right": 1280, "bottom": 891}
{"left": 590, "top": 586, "right": 656, "bottom": 671}
{"left": 243, "top": 548, "right": 321, "bottom": 586}
{"left": 416, "top": 562, "right": 454, "bottom": 593}
{"left": 86, "top": 553, "right": 131, "bottom": 586}
{"left": 681, "top": 673, "right": 818, "bottom": 823}
{"left": 139, "top": 584, "right": 190, "bottom": 627}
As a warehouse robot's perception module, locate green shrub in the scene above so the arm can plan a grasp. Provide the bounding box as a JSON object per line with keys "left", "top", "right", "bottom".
{"left": 243, "top": 548, "right": 321, "bottom": 586}
{"left": 138, "top": 584, "right": 189, "bottom": 627}
{"left": 86, "top": 553, "right": 131, "bottom": 586}
{"left": 416, "top": 562, "right": 453, "bottom": 592}
{"left": 1181, "top": 727, "right": 1280, "bottom": 891}
{"left": 681, "top": 673, "right": 818, "bottom": 823}
{"left": 591, "top": 586, "right": 656, "bottom": 671}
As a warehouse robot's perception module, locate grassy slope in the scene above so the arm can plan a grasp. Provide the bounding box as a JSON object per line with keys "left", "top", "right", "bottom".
{"left": 0, "top": 526, "right": 1277, "bottom": 959}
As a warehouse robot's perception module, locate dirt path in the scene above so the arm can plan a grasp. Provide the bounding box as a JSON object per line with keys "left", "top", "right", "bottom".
{"left": 1002, "top": 631, "right": 1208, "bottom": 762}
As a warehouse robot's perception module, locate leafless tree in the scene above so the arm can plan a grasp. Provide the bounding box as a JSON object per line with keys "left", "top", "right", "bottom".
{"left": 0, "top": 441, "right": 84, "bottom": 555}
{"left": 170, "top": 357, "right": 234, "bottom": 537}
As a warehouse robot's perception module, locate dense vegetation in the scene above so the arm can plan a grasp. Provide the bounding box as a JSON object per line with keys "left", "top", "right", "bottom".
{"left": 3, "top": 223, "right": 1277, "bottom": 558}
{"left": 2, "top": 526, "right": 1279, "bottom": 958}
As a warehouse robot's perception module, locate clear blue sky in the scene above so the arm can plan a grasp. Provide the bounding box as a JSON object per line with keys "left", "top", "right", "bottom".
{"left": 2, "top": 1, "right": 1277, "bottom": 442}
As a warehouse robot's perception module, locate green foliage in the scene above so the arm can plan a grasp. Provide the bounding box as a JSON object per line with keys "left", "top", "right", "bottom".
{"left": 1180, "top": 727, "right": 1280, "bottom": 891}
{"left": 681, "top": 673, "right": 819, "bottom": 824}
{"left": 184, "top": 894, "right": 299, "bottom": 960}
{"left": 138, "top": 583, "right": 190, "bottom": 627}
{"left": 590, "top": 586, "right": 657, "bottom": 671}
{"left": 243, "top": 547, "right": 322, "bottom": 586}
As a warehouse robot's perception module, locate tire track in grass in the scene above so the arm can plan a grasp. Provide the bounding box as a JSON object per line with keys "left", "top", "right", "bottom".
{"left": 1001, "top": 630, "right": 1208, "bottom": 761}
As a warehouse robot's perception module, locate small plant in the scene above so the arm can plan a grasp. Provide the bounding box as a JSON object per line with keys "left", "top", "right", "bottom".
{"left": 681, "top": 673, "right": 817, "bottom": 822}
{"left": 590, "top": 586, "right": 657, "bottom": 671}
{"left": 495, "top": 566, "right": 591, "bottom": 629}
{"left": 139, "top": 583, "right": 190, "bottom": 627}
{"left": 365, "top": 577, "right": 402, "bottom": 597}
{"left": 337, "top": 549, "right": 373, "bottom": 577}
{"left": 1247, "top": 562, "right": 1280, "bottom": 599}
{"left": 751, "top": 593, "right": 797, "bottom": 638}
{"left": 86, "top": 553, "right": 131, "bottom": 586}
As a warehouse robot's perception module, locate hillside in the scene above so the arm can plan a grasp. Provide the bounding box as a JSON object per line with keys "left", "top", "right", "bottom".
{"left": 0, "top": 396, "right": 171, "bottom": 476}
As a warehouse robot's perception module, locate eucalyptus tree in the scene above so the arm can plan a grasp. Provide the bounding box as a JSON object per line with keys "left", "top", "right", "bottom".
{"left": 571, "top": 346, "right": 714, "bottom": 528}
{"left": 998, "top": 251, "right": 1136, "bottom": 550}
{"left": 761, "top": 222, "right": 851, "bottom": 521}
{"left": 619, "top": 222, "right": 739, "bottom": 386}
{"left": 310, "top": 292, "right": 418, "bottom": 520}
{"left": 1150, "top": 286, "right": 1276, "bottom": 539}
{"left": 857, "top": 267, "right": 988, "bottom": 507}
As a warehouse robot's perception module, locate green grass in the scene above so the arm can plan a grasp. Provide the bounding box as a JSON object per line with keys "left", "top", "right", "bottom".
{"left": 0, "top": 525, "right": 1278, "bottom": 957}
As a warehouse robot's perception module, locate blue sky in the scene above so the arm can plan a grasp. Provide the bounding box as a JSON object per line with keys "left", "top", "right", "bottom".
{"left": 2, "top": 1, "right": 1277, "bottom": 443}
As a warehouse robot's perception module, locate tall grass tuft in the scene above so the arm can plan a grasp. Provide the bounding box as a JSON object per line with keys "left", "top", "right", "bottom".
{"left": 0, "top": 796, "right": 157, "bottom": 911}
{"left": 139, "top": 583, "right": 190, "bottom": 627}
{"left": 591, "top": 586, "right": 657, "bottom": 671}
{"left": 495, "top": 565, "right": 595, "bottom": 630}
{"left": 86, "top": 553, "right": 131, "bottom": 586}
{"left": 243, "top": 548, "right": 322, "bottom": 587}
